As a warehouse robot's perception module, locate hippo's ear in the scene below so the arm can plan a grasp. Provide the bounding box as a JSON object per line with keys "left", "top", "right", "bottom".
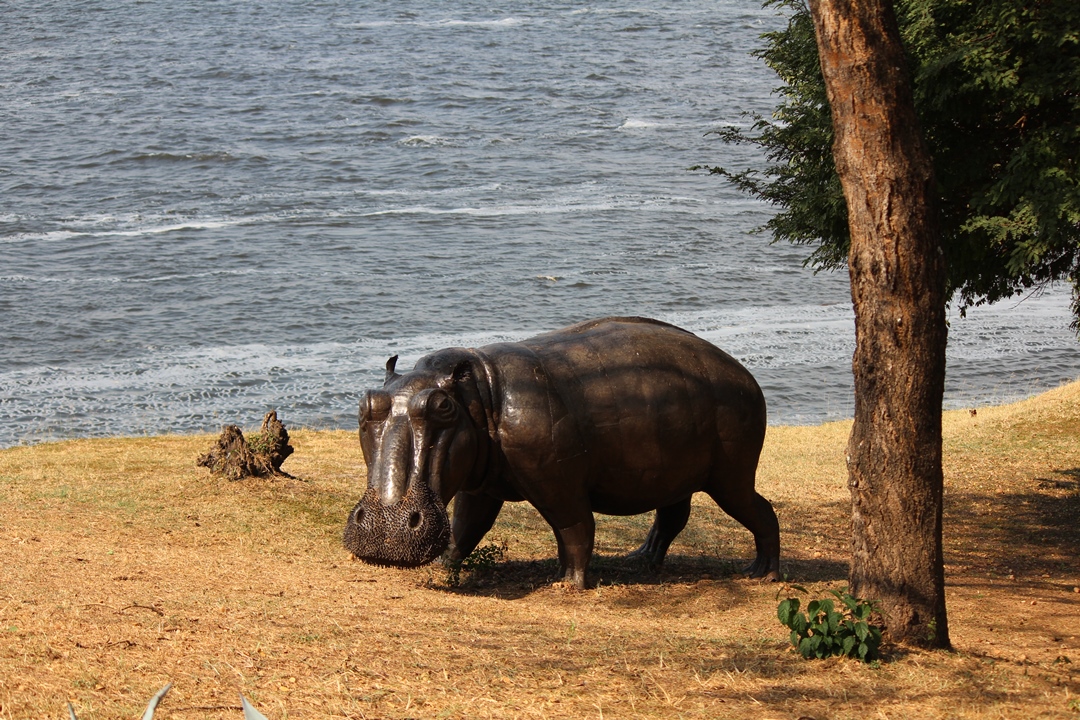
{"left": 451, "top": 359, "right": 473, "bottom": 384}
{"left": 435, "top": 359, "right": 473, "bottom": 392}
{"left": 385, "top": 355, "right": 400, "bottom": 383}
{"left": 447, "top": 357, "right": 496, "bottom": 434}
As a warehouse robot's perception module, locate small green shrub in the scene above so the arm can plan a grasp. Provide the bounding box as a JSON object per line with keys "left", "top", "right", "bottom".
{"left": 777, "top": 586, "right": 883, "bottom": 662}
{"left": 445, "top": 542, "right": 507, "bottom": 586}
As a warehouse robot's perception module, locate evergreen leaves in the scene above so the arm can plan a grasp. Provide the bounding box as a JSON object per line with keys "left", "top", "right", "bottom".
{"left": 708, "top": 0, "right": 1080, "bottom": 326}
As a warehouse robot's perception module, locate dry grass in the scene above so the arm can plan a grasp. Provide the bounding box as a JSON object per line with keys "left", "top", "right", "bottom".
{"left": 2, "top": 383, "right": 1079, "bottom": 719}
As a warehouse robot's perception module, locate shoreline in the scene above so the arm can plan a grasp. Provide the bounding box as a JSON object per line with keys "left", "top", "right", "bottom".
{"left": 3, "top": 376, "right": 1078, "bottom": 452}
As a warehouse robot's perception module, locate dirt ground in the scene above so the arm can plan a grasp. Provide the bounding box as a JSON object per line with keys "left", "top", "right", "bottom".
{"left": 1, "top": 382, "right": 1078, "bottom": 719}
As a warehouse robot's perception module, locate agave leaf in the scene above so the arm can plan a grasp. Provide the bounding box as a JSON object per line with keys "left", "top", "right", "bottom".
{"left": 67, "top": 683, "right": 172, "bottom": 720}
{"left": 241, "top": 694, "right": 270, "bottom": 720}
{"left": 141, "top": 683, "right": 173, "bottom": 720}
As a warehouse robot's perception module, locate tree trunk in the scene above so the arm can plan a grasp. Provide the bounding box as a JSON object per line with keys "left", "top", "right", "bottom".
{"left": 807, "top": 0, "right": 950, "bottom": 648}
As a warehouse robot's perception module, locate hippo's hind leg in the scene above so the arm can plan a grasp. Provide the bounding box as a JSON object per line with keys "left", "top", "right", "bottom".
{"left": 706, "top": 480, "right": 781, "bottom": 581}
{"left": 553, "top": 516, "right": 595, "bottom": 589}
{"left": 445, "top": 491, "right": 504, "bottom": 564}
{"left": 741, "top": 493, "right": 781, "bottom": 580}
{"left": 627, "top": 498, "right": 692, "bottom": 567}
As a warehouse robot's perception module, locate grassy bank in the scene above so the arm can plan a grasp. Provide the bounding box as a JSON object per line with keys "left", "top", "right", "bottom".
{"left": 2, "top": 383, "right": 1079, "bottom": 719}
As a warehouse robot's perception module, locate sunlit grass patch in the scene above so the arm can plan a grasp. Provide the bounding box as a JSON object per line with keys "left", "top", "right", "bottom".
{"left": 1, "top": 383, "right": 1078, "bottom": 718}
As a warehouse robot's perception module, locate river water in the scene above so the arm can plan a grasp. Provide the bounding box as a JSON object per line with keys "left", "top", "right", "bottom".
{"left": 2, "top": 0, "right": 1078, "bottom": 447}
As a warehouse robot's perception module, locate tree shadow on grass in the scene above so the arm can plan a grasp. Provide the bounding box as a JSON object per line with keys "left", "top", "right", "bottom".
{"left": 435, "top": 554, "right": 743, "bottom": 600}
{"left": 945, "top": 466, "right": 1080, "bottom": 582}
{"left": 777, "top": 557, "right": 850, "bottom": 584}
{"left": 432, "top": 552, "right": 851, "bottom": 600}
{"left": 682, "top": 644, "right": 1038, "bottom": 712}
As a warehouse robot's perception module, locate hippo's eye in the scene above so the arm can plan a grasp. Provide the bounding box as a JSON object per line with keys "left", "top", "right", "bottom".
{"left": 427, "top": 391, "right": 456, "bottom": 424}
{"left": 360, "top": 390, "right": 392, "bottom": 422}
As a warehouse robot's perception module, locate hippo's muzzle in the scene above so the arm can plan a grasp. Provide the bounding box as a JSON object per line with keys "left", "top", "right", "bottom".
{"left": 345, "top": 378, "right": 478, "bottom": 567}
{"left": 342, "top": 475, "right": 451, "bottom": 567}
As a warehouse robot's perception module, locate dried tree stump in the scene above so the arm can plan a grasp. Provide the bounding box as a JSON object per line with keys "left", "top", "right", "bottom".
{"left": 197, "top": 410, "right": 294, "bottom": 480}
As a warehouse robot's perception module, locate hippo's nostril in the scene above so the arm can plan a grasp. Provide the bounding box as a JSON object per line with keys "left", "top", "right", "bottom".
{"left": 408, "top": 510, "right": 422, "bottom": 530}
{"left": 352, "top": 507, "right": 364, "bottom": 525}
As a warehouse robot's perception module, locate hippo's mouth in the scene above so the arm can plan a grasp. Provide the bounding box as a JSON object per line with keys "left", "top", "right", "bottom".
{"left": 342, "top": 481, "right": 450, "bottom": 567}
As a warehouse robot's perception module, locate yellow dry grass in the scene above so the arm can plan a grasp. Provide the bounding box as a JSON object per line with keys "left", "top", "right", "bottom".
{"left": 2, "top": 382, "right": 1079, "bottom": 719}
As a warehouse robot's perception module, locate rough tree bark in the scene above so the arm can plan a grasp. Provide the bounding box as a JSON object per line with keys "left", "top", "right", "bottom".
{"left": 807, "top": 0, "right": 950, "bottom": 647}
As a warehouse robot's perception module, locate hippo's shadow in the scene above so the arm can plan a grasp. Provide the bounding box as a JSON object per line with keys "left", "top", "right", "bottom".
{"left": 436, "top": 554, "right": 849, "bottom": 599}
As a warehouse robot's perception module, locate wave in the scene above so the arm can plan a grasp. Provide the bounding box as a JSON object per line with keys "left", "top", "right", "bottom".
{"left": 116, "top": 150, "right": 243, "bottom": 165}
{"left": 434, "top": 18, "right": 524, "bottom": 28}
{"left": 342, "top": 17, "right": 524, "bottom": 30}
{"left": 358, "top": 197, "right": 706, "bottom": 219}
{"left": 1, "top": 186, "right": 703, "bottom": 244}
{"left": 106, "top": 219, "right": 250, "bottom": 236}
{"left": 619, "top": 118, "right": 664, "bottom": 130}
{"left": 570, "top": 8, "right": 661, "bottom": 16}
{"left": 0, "top": 215, "right": 283, "bottom": 244}
{"left": 398, "top": 135, "right": 459, "bottom": 147}
{"left": 362, "top": 182, "right": 504, "bottom": 198}
{"left": 0, "top": 230, "right": 86, "bottom": 244}
{"left": 0, "top": 267, "right": 295, "bottom": 286}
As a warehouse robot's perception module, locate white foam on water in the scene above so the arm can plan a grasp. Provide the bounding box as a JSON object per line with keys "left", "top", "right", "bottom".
{"left": 339, "top": 20, "right": 399, "bottom": 29}
{"left": 434, "top": 18, "right": 524, "bottom": 28}
{"left": 0, "top": 267, "right": 292, "bottom": 286}
{"left": 357, "top": 195, "right": 707, "bottom": 219}
{"left": 398, "top": 135, "right": 457, "bottom": 147}
{"left": 619, "top": 118, "right": 664, "bottom": 130}
{"left": 341, "top": 17, "right": 525, "bottom": 30}
{"left": 0, "top": 210, "right": 313, "bottom": 245}
{"left": 0, "top": 274, "right": 122, "bottom": 284}
{"left": 570, "top": 7, "right": 661, "bottom": 16}
{"left": 104, "top": 219, "right": 248, "bottom": 236}
{"left": 666, "top": 303, "right": 855, "bottom": 368}
{"left": 0, "top": 230, "right": 86, "bottom": 245}
{"left": 2, "top": 295, "right": 1078, "bottom": 447}
{"left": 362, "top": 182, "right": 504, "bottom": 198}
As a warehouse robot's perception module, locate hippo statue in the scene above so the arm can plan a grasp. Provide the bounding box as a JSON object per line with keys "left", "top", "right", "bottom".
{"left": 343, "top": 317, "right": 780, "bottom": 588}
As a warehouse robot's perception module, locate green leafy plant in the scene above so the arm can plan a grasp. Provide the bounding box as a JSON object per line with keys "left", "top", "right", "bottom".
{"left": 444, "top": 542, "right": 507, "bottom": 586}
{"left": 777, "top": 586, "right": 883, "bottom": 662}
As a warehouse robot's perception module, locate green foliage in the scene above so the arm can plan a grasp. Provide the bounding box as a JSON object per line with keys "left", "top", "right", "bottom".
{"left": 245, "top": 431, "right": 277, "bottom": 457}
{"left": 705, "top": 0, "right": 1080, "bottom": 326}
{"left": 444, "top": 542, "right": 507, "bottom": 586}
{"left": 777, "top": 586, "right": 883, "bottom": 662}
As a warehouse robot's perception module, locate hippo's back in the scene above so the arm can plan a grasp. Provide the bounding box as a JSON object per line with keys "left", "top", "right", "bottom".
{"left": 481, "top": 317, "right": 766, "bottom": 514}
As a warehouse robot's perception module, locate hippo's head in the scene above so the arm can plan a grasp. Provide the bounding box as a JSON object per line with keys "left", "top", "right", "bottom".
{"left": 343, "top": 349, "right": 493, "bottom": 567}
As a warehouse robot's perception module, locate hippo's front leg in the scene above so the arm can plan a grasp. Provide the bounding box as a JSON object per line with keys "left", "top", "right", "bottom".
{"left": 445, "top": 491, "right": 504, "bottom": 564}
